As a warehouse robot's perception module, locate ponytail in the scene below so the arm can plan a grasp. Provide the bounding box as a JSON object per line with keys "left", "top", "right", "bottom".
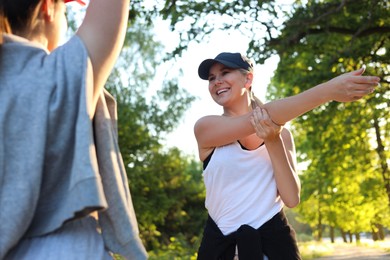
{"left": 241, "top": 61, "right": 285, "bottom": 126}
{"left": 250, "top": 89, "right": 285, "bottom": 126}
{"left": 250, "top": 90, "right": 264, "bottom": 110}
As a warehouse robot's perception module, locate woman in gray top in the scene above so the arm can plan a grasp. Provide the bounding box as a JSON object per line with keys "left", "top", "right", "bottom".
{"left": 0, "top": 0, "right": 147, "bottom": 259}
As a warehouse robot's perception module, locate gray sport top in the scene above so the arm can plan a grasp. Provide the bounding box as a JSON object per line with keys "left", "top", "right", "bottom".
{"left": 0, "top": 35, "right": 147, "bottom": 259}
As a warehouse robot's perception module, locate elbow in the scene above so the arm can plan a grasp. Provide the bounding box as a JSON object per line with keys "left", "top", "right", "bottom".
{"left": 283, "top": 195, "right": 300, "bottom": 208}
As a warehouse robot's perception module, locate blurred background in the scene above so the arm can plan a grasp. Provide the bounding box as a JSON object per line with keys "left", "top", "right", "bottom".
{"left": 68, "top": 0, "right": 389, "bottom": 258}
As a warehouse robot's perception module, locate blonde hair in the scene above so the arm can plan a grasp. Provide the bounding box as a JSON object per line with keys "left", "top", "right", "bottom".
{"left": 250, "top": 90, "right": 264, "bottom": 110}
{"left": 238, "top": 68, "right": 264, "bottom": 110}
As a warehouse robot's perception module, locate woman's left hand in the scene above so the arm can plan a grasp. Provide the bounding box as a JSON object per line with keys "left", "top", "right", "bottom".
{"left": 251, "top": 107, "right": 283, "bottom": 141}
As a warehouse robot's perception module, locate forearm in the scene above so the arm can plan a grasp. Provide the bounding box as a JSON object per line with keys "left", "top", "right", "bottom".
{"left": 262, "top": 67, "right": 380, "bottom": 125}
{"left": 265, "top": 136, "right": 301, "bottom": 208}
{"left": 262, "top": 82, "right": 329, "bottom": 125}
{"left": 77, "top": 0, "right": 130, "bottom": 94}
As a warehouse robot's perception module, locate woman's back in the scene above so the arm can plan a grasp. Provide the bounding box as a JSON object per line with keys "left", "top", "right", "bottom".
{"left": 0, "top": 33, "right": 108, "bottom": 257}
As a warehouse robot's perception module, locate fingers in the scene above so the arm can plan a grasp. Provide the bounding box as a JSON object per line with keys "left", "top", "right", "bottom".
{"left": 354, "top": 75, "right": 381, "bottom": 85}
{"left": 349, "top": 87, "right": 376, "bottom": 101}
{"left": 352, "top": 76, "right": 380, "bottom": 95}
{"left": 251, "top": 118, "right": 263, "bottom": 136}
{"left": 252, "top": 107, "right": 271, "bottom": 126}
{"left": 252, "top": 108, "right": 264, "bottom": 127}
{"left": 326, "top": 69, "right": 380, "bottom": 102}
{"left": 251, "top": 107, "right": 283, "bottom": 139}
{"left": 343, "top": 74, "right": 380, "bottom": 101}
{"left": 251, "top": 107, "right": 266, "bottom": 137}
{"left": 349, "top": 67, "right": 365, "bottom": 76}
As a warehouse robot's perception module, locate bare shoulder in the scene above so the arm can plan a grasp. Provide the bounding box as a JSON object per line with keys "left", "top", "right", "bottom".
{"left": 193, "top": 115, "right": 221, "bottom": 138}
{"left": 194, "top": 116, "right": 221, "bottom": 162}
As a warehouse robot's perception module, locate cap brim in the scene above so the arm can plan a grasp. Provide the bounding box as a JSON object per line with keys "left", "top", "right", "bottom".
{"left": 198, "top": 58, "right": 243, "bottom": 80}
{"left": 198, "top": 59, "right": 216, "bottom": 80}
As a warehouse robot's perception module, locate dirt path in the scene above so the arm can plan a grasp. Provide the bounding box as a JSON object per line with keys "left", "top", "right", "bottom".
{"left": 314, "top": 244, "right": 390, "bottom": 260}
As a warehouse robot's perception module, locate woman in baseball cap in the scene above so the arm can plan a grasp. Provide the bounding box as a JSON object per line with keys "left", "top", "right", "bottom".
{"left": 195, "top": 52, "right": 380, "bottom": 259}
{"left": 0, "top": 0, "right": 147, "bottom": 259}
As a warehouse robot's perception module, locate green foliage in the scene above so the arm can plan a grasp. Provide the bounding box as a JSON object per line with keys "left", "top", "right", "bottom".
{"left": 125, "top": 147, "right": 206, "bottom": 253}
{"left": 130, "top": 0, "right": 286, "bottom": 60}
{"left": 266, "top": 0, "right": 390, "bottom": 240}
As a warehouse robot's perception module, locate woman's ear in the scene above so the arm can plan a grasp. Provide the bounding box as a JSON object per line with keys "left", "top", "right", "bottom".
{"left": 245, "top": 72, "right": 254, "bottom": 88}
{"left": 41, "top": 0, "right": 55, "bottom": 22}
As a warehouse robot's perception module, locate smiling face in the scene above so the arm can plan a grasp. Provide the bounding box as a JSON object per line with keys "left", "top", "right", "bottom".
{"left": 208, "top": 62, "right": 253, "bottom": 113}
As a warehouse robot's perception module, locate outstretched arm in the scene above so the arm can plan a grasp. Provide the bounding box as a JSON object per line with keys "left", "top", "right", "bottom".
{"left": 262, "top": 67, "right": 380, "bottom": 125}
{"left": 76, "top": 0, "right": 130, "bottom": 112}
{"left": 195, "top": 67, "right": 380, "bottom": 160}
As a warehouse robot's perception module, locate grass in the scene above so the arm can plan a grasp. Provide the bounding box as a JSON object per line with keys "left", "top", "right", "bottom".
{"left": 299, "top": 239, "right": 390, "bottom": 260}
{"left": 299, "top": 241, "right": 336, "bottom": 259}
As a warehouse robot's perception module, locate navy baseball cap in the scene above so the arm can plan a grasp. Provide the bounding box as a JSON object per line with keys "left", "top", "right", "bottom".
{"left": 198, "top": 52, "right": 253, "bottom": 80}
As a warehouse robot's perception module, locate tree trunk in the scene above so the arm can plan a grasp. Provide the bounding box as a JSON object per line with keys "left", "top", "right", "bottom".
{"left": 372, "top": 118, "right": 390, "bottom": 208}
{"left": 378, "top": 224, "right": 385, "bottom": 240}
{"left": 341, "top": 229, "right": 347, "bottom": 243}
{"left": 372, "top": 227, "right": 379, "bottom": 241}
{"left": 317, "top": 201, "right": 322, "bottom": 241}
{"left": 330, "top": 226, "right": 335, "bottom": 243}
{"left": 355, "top": 233, "right": 361, "bottom": 243}
{"left": 372, "top": 223, "right": 386, "bottom": 241}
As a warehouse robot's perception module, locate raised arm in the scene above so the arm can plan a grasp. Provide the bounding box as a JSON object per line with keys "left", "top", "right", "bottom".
{"left": 76, "top": 0, "right": 129, "bottom": 110}
{"left": 262, "top": 67, "right": 380, "bottom": 125}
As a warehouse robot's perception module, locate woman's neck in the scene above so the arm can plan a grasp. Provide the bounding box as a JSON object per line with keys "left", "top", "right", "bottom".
{"left": 222, "top": 104, "right": 251, "bottom": 117}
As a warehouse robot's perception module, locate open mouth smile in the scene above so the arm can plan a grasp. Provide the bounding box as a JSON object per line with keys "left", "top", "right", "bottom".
{"left": 216, "top": 88, "right": 230, "bottom": 95}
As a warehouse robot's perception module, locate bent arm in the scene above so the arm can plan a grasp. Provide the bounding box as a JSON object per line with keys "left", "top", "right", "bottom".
{"left": 76, "top": 0, "right": 129, "bottom": 112}
{"left": 251, "top": 108, "right": 300, "bottom": 207}
{"left": 265, "top": 129, "right": 300, "bottom": 208}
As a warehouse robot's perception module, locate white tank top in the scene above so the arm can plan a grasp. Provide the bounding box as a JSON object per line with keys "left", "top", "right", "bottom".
{"left": 203, "top": 141, "right": 283, "bottom": 235}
